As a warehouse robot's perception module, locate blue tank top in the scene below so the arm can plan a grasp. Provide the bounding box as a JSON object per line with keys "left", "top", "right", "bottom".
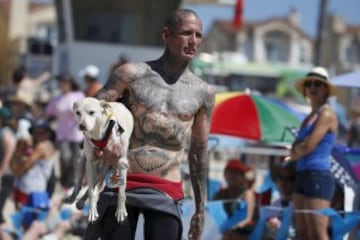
{"left": 295, "top": 110, "right": 335, "bottom": 171}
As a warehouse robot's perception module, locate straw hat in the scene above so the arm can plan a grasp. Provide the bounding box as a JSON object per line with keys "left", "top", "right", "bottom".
{"left": 7, "top": 89, "right": 33, "bottom": 107}
{"left": 294, "top": 66, "right": 338, "bottom": 96}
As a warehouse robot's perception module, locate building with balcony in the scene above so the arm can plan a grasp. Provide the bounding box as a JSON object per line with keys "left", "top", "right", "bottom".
{"left": 201, "top": 9, "right": 313, "bottom": 67}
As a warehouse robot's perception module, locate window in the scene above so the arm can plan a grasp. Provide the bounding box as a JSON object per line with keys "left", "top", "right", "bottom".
{"left": 241, "top": 39, "right": 252, "bottom": 61}
{"left": 28, "top": 38, "right": 53, "bottom": 55}
{"left": 264, "top": 30, "right": 290, "bottom": 63}
{"left": 69, "top": 0, "right": 181, "bottom": 46}
{"left": 345, "top": 37, "right": 360, "bottom": 64}
{"left": 299, "top": 45, "right": 306, "bottom": 63}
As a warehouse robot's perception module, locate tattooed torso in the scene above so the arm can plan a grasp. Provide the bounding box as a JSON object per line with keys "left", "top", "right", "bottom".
{"left": 115, "top": 62, "right": 211, "bottom": 181}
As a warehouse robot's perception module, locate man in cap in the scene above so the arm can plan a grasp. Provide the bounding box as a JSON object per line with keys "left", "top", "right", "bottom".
{"left": 79, "top": 65, "right": 102, "bottom": 97}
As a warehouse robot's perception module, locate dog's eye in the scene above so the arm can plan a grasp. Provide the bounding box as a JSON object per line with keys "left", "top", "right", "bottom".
{"left": 75, "top": 111, "right": 81, "bottom": 116}
{"left": 89, "top": 111, "right": 95, "bottom": 116}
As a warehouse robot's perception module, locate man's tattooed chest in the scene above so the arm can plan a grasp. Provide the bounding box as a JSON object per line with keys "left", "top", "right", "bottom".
{"left": 128, "top": 75, "right": 201, "bottom": 149}
{"left": 130, "top": 76, "right": 201, "bottom": 119}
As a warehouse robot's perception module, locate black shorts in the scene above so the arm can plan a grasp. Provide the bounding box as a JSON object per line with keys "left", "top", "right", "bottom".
{"left": 83, "top": 188, "right": 183, "bottom": 240}
{"left": 295, "top": 170, "right": 335, "bottom": 200}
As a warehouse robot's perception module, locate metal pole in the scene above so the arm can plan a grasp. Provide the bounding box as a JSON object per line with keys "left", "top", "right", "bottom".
{"left": 314, "top": 0, "right": 328, "bottom": 66}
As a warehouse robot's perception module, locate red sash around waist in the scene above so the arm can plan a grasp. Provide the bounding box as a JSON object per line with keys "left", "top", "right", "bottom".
{"left": 106, "top": 173, "right": 184, "bottom": 201}
{"left": 127, "top": 173, "right": 184, "bottom": 201}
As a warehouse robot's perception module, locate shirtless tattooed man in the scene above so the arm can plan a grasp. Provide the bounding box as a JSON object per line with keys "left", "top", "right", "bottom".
{"left": 83, "top": 9, "right": 214, "bottom": 240}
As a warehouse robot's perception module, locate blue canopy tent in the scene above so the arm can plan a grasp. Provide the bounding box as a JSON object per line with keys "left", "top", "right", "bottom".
{"left": 331, "top": 71, "right": 360, "bottom": 88}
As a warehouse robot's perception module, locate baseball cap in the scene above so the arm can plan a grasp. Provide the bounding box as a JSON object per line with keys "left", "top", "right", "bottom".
{"left": 225, "top": 159, "right": 249, "bottom": 173}
{"left": 79, "top": 65, "right": 100, "bottom": 78}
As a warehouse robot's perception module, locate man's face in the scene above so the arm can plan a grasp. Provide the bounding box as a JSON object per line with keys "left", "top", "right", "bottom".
{"left": 165, "top": 15, "right": 203, "bottom": 61}
{"left": 84, "top": 76, "right": 93, "bottom": 85}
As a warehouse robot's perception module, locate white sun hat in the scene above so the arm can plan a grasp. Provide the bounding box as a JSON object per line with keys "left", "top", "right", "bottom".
{"left": 294, "top": 66, "right": 338, "bottom": 96}
{"left": 79, "top": 65, "right": 100, "bottom": 78}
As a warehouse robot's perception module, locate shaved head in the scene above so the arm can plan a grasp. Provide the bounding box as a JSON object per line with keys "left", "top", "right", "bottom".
{"left": 164, "top": 9, "right": 200, "bottom": 33}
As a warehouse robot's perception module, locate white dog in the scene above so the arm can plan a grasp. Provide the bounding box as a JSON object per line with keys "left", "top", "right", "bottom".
{"left": 63, "top": 97, "right": 133, "bottom": 223}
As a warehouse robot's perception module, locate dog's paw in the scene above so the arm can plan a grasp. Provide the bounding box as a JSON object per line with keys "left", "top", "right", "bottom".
{"left": 115, "top": 206, "right": 128, "bottom": 223}
{"left": 62, "top": 195, "right": 76, "bottom": 204}
{"left": 76, "top": 199, "right": 86, "bottom": 210}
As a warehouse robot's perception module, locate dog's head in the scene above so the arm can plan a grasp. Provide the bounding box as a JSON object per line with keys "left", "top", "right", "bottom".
{"left": 73, "top": 97, "right": 112, "bottom": 132}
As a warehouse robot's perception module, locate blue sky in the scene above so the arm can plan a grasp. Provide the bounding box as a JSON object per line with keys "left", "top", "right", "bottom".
{"left": 33, "top": 0, "right": 360, "bottom": 38}
{"left": 183, "top": 0, "right": 360, "bottom": 37}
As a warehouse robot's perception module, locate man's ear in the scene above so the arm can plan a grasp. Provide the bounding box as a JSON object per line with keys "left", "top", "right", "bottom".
{"left": 162, "top": 27, "right": 170, "bottom": 41}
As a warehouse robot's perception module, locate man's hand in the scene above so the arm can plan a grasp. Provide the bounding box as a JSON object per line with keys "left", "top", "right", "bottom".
{"left": 188, "top": 212, "right": 205, "bottom": 240}
{"left": 93, "top": 147, "right": 121, "bottom": 165}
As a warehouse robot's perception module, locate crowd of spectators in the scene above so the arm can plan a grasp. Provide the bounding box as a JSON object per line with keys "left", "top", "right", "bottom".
{"left": 0, "top": 63, "right": 358, "bottom": 240}
{"left": 0, "top": 64, "right": 102, "bottom": 239}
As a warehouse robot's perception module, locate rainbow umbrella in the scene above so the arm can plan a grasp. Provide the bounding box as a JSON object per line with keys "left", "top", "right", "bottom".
{"left": 215, "top": 91, "right": 242, "bottom": 105}
{"left": 211, "top": 93, "right": 301, "bottom": 144}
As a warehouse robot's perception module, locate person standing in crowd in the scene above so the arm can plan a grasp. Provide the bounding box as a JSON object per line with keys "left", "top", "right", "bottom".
{"left": 213, "top": 159, "right": 256, "bottom": 240}
{"left": 287, "top": 66, "right": 338, "bottom": 240}
{"left": 79, "top": 65, "right": 102, "bottom": 97}
{"left": 12, "top": 66, "right": 50, "bottom": 89}
{"left": 0, "top": 107, "right": 17, "bottom": 225}
{"left": 11, "top": 66, "right": 50, "bottom": 104}
{"left": 45, "top": 74, "right": 84, "bottom": 190}
{"left": 10, "top": 121, "right": 57, "bottom": 229}
{"left": 84, "top": 9, "right": 214, "bottom": 240}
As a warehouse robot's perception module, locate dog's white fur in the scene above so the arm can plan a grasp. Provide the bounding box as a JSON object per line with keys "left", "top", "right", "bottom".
{"left": 64, "top": 97, "right": 133, "bottom": 223}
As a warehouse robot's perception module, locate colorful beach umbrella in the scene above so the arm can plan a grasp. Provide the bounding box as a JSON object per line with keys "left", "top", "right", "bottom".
{"left": 215, "top": 91, "right": 242, "bottom": 105}
{"left": 211, "top": 94, "right": 301, "bottom": 144}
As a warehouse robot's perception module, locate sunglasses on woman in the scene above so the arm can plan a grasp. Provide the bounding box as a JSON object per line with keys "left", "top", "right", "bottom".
{"left": 304, "top": 80, "right": 325, "bottom": 88}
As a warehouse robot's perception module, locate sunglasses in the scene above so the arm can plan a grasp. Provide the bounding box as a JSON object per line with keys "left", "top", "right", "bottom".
{"left": 304, "top": 80, "right": 325, "bottom": 88}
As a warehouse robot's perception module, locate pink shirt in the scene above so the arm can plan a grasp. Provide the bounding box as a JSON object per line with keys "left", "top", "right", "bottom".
{"left": 46, "top": 91, "right": 84, "bottom": 142}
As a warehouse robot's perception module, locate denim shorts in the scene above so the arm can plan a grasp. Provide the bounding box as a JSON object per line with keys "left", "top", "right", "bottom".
{"left": 294, "top": 170, "right": 335, "bottom": 200}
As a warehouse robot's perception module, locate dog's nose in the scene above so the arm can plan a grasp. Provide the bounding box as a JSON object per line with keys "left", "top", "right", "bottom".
{"left": 79, "top": 124, "right": 86, "bottom": 131}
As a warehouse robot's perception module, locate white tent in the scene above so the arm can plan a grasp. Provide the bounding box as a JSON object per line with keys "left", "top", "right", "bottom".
{"left": 331, "top": 71, "right": 360, "bottom": 88}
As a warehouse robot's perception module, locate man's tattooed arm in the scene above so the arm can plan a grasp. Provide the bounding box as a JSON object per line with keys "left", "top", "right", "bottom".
{"left": 188, "top": 86, "right": 214, "bottom": 240}
{"left": 95, "top": 64, "right": 132, "bottom": 101}
{"left": 188, "top": 86, "right": 215, "bottom": 212}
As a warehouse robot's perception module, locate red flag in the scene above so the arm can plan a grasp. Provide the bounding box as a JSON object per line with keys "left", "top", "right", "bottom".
{"left": 232, "top": 0, "right": 243, "bottom": 29}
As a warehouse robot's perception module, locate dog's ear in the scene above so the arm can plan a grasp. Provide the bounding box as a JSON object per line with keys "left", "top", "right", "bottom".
{"left": 100, "top": 100, "right": 112, "bottom": 115}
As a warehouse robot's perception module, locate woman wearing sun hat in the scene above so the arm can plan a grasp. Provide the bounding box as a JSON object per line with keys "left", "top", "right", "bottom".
{"left": 288, "top": 66, "right": 338, "bottom": 240}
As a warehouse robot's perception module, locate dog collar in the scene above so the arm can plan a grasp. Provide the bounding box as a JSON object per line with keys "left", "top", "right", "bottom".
{"left": 90, "top": 118, "right": 125, "bottom": 149}
{"left": 90, "top": 120, "right": 116, "bottom": 149}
